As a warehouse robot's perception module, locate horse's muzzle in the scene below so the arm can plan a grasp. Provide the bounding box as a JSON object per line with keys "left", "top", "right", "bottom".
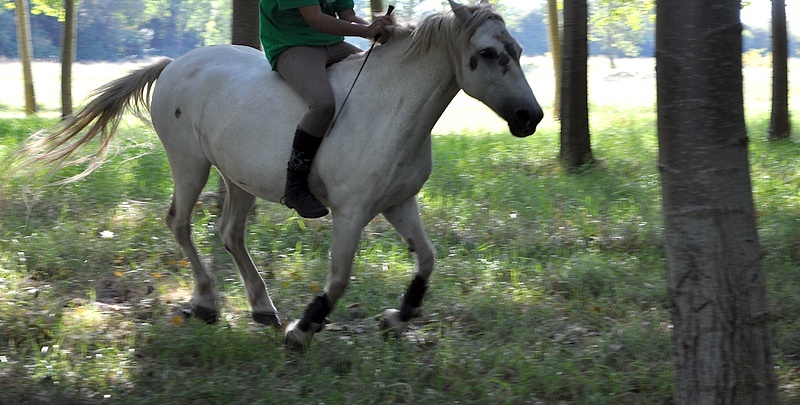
{"left": 508, "top": 105, "right": 544, "bottom": 137}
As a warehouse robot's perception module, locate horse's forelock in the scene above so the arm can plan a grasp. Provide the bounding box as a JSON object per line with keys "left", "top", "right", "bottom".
{"left": 403, "top": 6, "right": 503, "bottom": 61}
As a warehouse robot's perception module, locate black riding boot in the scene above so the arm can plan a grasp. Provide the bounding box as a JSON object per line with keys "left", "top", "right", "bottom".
{"left": 281, "top": 128, "right": 329, "bottom": 218}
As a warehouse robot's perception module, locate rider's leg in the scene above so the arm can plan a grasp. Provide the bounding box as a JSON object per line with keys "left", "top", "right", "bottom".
{"left": 275, "top": 44, "right": 361, "bottom": 218}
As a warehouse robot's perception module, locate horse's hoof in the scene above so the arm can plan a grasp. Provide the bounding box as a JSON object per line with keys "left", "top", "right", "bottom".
{"left": 188, "top": 306, "right": 219, "bottom": 324}
{"left": 284, "top": 319, "right": 321, "bottom": 351}
{"left": 252, "top": 312, "right": 282, "bottom": 327}
{"left": 379, "top": 309, "right": 409, "bottom": 338}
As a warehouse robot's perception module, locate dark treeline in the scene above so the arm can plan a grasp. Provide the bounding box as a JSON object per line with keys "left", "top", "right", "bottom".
{"left": 0, "top": 1, "right": 793, "bottom": 62}
{"left": 0, "top": 0, "right": 231, "bottom": 61}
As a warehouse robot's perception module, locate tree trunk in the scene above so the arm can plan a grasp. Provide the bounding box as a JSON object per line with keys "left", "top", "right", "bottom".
{"left": 546, "top": 0, "right": 561, "bottom": 120}
{"left": 656, "top": 0, "right": 778, "bottom": 403}
{"left": 61, "top": 0, "right": 78, "bottom": 119}
{"left": 370, "top": 0, "right": 383, "bottom": 19}
{"left": 560, "top": 0, "right": 592, "bottom": 167}
{"left": 15, "top": 0, "right": 37, "bottom": 115}
{"left": 232, "top": 0, "right": 261, "bottom": 49}
{"left": 769, "top": 0, "right": 790, "bottom": 140}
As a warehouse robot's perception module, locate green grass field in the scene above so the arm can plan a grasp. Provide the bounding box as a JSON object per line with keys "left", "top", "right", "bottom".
{"left": 0, "top": 57, "right": 799, "bottom": 404}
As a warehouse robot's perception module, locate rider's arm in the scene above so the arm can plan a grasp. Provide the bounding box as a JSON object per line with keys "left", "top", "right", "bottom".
{"left": 298, "top": 5, "right": 380, "bottom": 39}
{"left": 337, "top": 9, "right": 368, "bottom": 25}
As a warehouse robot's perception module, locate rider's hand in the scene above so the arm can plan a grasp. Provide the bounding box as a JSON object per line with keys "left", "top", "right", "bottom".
{"left": 364, "top": 15, "right": 394, "bottom": 42}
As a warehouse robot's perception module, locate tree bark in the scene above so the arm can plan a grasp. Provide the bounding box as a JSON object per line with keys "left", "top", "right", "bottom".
{"left": 656, "top": 0, "right": 778, "bottom": 403}
{"left": 61, "top": 0, "right": 78, "bottom": 119}
{"left": 769, "top": 0, "right": 790, "bottom": 140}
{"left": 546, "top": 0, "right": 561, "bottom": 121}
{"left": 232, "top": 0, "right": 261, "bottom": 49}
{"left": 15, "top": 0, "right": 37, "bottom": 115}
{"left": 560, "top": 0, "right": 592, "bottom": 167}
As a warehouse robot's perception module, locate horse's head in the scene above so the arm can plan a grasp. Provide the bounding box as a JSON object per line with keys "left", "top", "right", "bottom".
{"left": 447, "top": 0, "right": 543, "bottom": 137}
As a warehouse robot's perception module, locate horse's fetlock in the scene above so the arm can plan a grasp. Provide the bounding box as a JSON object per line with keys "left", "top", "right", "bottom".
{"left": 298, "top": 294, "right": 332, "bottom": 331}
{"left": 403, "top": 276, "right": 427, "bottom": 308}
{"left": 400, "top": 276, "right": 428, "bottom": 322}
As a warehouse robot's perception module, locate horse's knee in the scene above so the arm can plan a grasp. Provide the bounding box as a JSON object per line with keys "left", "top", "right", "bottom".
{"left": 418, "top": 248, "right": 435, "bottom": 275}
{"left": 409, "top": 238, "right": 436, "bottom": 278}
{"left": 325, "top": 277, "right": 349, "bottom": 303}
{"left": 165, "top": 203, "right": 190, "bottom": 238}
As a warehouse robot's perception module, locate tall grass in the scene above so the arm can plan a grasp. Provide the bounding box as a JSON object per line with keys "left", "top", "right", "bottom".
{"left": 0, "top": 58, "right": 798, "bottom": 403}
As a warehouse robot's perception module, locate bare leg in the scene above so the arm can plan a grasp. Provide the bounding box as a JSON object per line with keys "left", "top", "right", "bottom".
{"left": 217, "top": 177, "right": 281, "bottom": 326}
{"left": 379, "top": 197, "right": 436, "bottom": 337}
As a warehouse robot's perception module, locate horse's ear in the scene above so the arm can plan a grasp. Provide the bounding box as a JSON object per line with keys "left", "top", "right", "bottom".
{"left": 448, "top": 0, "right": 471, "bottom": 21}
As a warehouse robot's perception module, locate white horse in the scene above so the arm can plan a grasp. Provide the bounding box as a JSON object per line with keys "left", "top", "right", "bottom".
{"left": 20, "top": 1, "right": 542, "bottom": 348}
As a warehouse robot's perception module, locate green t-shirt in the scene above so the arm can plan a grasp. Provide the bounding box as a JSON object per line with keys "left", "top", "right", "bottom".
{"left": 259, "top": 0, "right": 355, "bottom": 68}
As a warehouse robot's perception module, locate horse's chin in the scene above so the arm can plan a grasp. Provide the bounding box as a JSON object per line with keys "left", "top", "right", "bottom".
{"left": 508, "top": 123, "right": 537, "bottom": 138}
{"left": 499, "top": 104, "right": 542, "bottom": 137}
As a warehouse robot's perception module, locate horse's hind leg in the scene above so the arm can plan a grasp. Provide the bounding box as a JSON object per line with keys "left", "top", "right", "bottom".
{"left": 217, "top": 177, "right": 281, "bottom": 327}
{"left": 164, "top": 160, "right": 219, "bottom": 323}
{"left": 379, "top": 197, "right": 436, "bottom": 337}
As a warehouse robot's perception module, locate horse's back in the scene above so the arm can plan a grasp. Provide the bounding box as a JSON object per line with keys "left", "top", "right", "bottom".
{"left": 150, "top": 45, "right": 304, "bottom": 201}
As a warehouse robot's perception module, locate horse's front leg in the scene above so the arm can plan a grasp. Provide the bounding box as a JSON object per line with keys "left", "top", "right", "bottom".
{"left": 284, "top": 213, "right": 366, "bottom": 349}
{"left": 379, "top": 197, "right": 436, "bottom": 337}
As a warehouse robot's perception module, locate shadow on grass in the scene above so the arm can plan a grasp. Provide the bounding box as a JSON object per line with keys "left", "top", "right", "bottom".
{"left": 1, "top": 116, "right": 798, "bottom": 403}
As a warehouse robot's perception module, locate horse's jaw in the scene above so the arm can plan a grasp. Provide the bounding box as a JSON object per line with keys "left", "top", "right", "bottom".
{"left": 460, "top": 87, "right": 544, "bottom": 137}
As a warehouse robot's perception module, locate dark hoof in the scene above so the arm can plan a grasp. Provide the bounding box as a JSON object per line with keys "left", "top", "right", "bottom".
{"left": 252, "top": 312, "right": 282, "bottom": 327}
{"left": 184, "top": 306, "right": 219, "bottom": 324}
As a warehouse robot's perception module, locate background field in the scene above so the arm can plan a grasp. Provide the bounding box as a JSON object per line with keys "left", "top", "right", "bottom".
{"left": 0, "top": 56, "right": 799, "bottom": 404}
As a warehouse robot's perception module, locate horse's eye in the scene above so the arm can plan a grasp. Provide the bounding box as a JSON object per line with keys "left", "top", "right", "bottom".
{"left": 478, "top": 48, "right": 498, "bottom": 60}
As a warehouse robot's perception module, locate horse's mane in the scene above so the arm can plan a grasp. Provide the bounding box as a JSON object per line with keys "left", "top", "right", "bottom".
{"left": 403, "top": 5, "right": 503, "bottom": 61}
{"left": 336, "top": 6, "right": 502, "bottom": 65}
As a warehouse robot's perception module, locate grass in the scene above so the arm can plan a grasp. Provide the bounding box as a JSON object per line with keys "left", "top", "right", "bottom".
{"left": 0, "top": 57, "right": 799, "bottom": 403}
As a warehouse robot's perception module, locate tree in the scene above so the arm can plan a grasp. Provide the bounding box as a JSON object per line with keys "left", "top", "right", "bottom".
{"left": 14, "top": 0, "right": 37, "bottom": 114}
{"left": 560, "top": 0, "right": 592, "bottom": 167}
{"left": 7, "top": 0, "right": 81, "bottom": 116}
{"left": 589, "top": 0, "right": 654, "bottom": 68}
{"left": 546, "top": 0, "right": 561, "bottom": 120}
{"left": 370, "top": 0, "right": 382, "bottom": 18}
{"left": 769, "top": 0, "right": 790, "bottom": 139}
{"left": 656, "top": 0, "right": 778, "bottom": 402}
{"left": 61, "top": 0, "right": 77, "bottom": 118}
{"left": 232, "top": 0, "right": 259, "bottom": 49}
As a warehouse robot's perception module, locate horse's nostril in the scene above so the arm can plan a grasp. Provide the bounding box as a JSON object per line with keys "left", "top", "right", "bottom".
{"left": 515, "top": 107, "right": 544, "bottom": 126}
{"left": 515, "top": 108, "right": 542, "bottom": 125}
{"left": 515, "top": 109, "right": 531, "bottom": 124}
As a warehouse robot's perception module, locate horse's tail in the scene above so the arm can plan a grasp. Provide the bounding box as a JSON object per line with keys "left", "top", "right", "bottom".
{"left": 11, "top": 58, "right": 172, "bottom": 185}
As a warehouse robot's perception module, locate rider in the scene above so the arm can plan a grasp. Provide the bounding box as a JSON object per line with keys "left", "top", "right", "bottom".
{"left": 259, "top": 0, "right": 393, "bottom": 218}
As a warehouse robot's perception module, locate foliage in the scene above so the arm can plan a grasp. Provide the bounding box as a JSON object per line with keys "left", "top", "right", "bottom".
{"left": 2, "top": 0, "right": 794, "bottom": 61}
{"left": 589, "top": 0, "right": 654, "bottom": 63}
{"left": 0, "top": 0, "right": 232, "bottom": 60}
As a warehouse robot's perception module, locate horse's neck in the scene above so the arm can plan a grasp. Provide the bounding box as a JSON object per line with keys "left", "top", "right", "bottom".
{"left": 334, "top": 37, "right": 460, "bottom": 141}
